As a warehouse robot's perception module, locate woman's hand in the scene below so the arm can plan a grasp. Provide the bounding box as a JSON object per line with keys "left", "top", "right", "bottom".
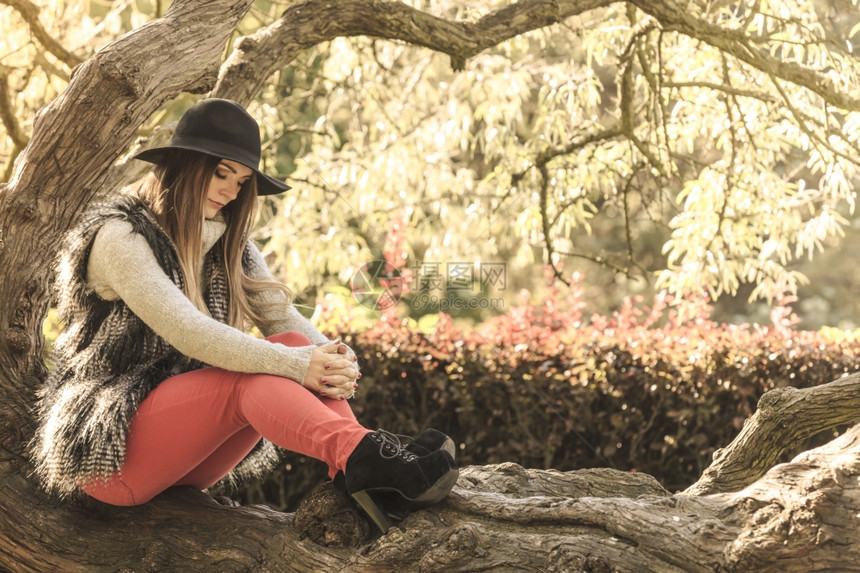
{"left": 303, "top": 340, "right": 361, "bottom": 400}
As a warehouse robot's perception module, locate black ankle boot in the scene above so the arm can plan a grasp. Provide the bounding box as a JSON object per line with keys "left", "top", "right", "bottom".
{"left": 405, "top": 428, "right": 456, "bottom": 459}
{"left": 332, "top": 428, "right": 455, "bottom": 489}
{"left": 344, "top": 430, "right": 458, "bottom": 533}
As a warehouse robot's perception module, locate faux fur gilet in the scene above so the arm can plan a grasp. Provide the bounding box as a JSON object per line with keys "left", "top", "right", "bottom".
{"left": 30, "top": 195, "right": 279, "bottom": 498}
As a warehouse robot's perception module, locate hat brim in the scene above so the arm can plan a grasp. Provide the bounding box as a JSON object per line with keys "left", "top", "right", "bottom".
{"left": 133, "top": 146, "right": 291, "bottom": 196}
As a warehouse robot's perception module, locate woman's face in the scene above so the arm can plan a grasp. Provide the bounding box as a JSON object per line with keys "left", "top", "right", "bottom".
{"left": 204, "top": 159, "right": 253, "bottom": 219}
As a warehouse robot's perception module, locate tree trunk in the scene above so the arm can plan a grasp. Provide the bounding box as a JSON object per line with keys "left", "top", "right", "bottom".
{"left": 3, "top": 0, "right": 860, "bottom": 571}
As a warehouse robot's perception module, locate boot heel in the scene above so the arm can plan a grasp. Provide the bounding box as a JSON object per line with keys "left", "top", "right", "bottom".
{"left": 351, "top": 490, "right": 395, "bottom": 533}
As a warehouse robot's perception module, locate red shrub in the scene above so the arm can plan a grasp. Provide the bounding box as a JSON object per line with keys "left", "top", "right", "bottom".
{"left": 236, "top": 274, "right": 860, "bottom": 510}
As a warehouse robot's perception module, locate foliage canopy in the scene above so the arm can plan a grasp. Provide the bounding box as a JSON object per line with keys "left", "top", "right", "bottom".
{"left": 2, "top": 0, "right": 860, "bottom": 311}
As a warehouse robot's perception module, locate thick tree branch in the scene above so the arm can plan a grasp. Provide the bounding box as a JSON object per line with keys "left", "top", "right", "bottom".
{"left": 213, "top": 0, "right": 615, "bottom": 104}
{"left": 217, "top": 0, "right": 860, "bottom": 115}
{"left": 0, "top": 0, "right": 83, "bottom": 69}
{"left": 685, "top": 372, "right": 860, "bottom": 496}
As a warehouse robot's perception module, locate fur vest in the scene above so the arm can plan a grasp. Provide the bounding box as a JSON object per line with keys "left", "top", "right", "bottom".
{"left": 30, "top": 195, "right": 279, "bottom": 498}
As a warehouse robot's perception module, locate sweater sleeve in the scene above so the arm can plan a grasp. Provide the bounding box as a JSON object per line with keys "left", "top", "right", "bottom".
{"left": 87, "top": 220, "right": 315, "bottom": 382}
{"left": 243, "top": 242, "right": 339, "bottom": 346}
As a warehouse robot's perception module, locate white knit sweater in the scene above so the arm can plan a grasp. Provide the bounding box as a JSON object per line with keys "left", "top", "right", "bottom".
{"left": 87, "top": 217, "right": 331, "bottom": 383}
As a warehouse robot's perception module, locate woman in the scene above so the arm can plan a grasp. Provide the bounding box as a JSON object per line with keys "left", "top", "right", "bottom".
{"left": 31, "top": 98, "right": 457, "bottom": 533}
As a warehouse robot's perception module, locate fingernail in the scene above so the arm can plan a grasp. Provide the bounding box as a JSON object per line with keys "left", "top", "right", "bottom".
{"left": 321, "top": 378, "right": 328, "bottom": 384}
{"left": 324, "top": 364, "right": 330, "bottom": 369}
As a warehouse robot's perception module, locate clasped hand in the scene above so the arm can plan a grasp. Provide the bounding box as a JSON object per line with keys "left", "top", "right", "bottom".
{"left": 304, "top": 340, "right": 361, "bottom": 400}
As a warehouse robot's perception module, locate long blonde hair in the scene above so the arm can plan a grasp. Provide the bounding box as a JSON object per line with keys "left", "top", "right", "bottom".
{"left": 126, "top": 149, "right": 292, "bottom": 330}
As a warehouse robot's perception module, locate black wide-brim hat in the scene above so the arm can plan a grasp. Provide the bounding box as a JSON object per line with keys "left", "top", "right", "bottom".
{"left": 133, "top": 98, "right": 290, "bottom": 196}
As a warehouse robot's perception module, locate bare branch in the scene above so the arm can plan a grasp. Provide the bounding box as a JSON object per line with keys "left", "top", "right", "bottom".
{"left": 0, "top": 70, "right": 27, "bottom": 148}
{"left": 0, "top": 67, "right": 27, "bottom": 179}
{"left": 629, "top": 0, "right": 860, "bottom": 112}
{"left": 534, "top": 125, "right": 626, "bottom": 167}
{"left": 700, "top": 54, "right": 736, "bottom": 258}
{"left": 0, "top": 0, "right": 83, "bottom": 69}
{"left": 620, "top": 167, "right": 639, "bottom": 270}
{"left": 769, "top": 76, "right": 860, "bottom": 167}
{"left": 662, "top": 80, "right": 778, "bottom": 103}
{"left": 537, "top": 164, "right": 570, "bottom": 285}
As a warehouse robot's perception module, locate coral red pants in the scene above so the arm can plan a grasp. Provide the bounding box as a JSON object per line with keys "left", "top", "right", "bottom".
{"left": 82, "top": 332, "right": 370, "bottom": 506}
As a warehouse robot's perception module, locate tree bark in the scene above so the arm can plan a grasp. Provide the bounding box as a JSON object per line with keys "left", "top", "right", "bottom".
{"left": 3, "top": 0, "right": 860, "bottom": 571}
{"left": 213, "top": 0, "right": 616, "bottom": 103}
{"left": 687, "top": 372, "right": 860, "bottom": 496}
{"left": 4, "top": 422, "right": 860, "bottom": 571}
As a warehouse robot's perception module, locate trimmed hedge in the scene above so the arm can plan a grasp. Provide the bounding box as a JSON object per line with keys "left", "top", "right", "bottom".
{"left": 234, "top": 287, "right": 860, "bottom": 511}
